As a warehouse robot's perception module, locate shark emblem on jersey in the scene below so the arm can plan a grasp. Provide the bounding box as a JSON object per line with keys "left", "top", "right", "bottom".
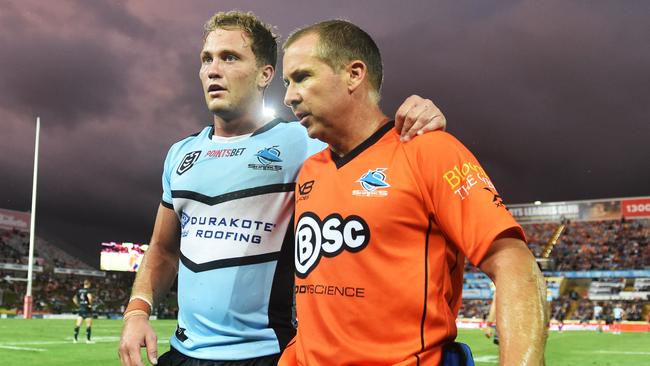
{"left": 353, "top": 168, "right": 390, "bottom": 197}
{"left": 249, "top": 146, "right": 283, "bottom": 171}
{"left": 255, "top": 146, "right": 283, "bottom": 164}
{"left": 177, "top": 151, "right": 201, "bottom": 175}
{"left": 357, "top": 168, "right": 390, "bottom": 191}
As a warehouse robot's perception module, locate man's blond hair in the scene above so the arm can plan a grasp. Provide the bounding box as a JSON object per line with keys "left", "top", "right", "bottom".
{"left": 203, "top": 11, "right": 278, "bottom": 67}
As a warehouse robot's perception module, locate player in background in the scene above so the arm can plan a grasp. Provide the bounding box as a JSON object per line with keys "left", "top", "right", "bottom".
{"left": 118, "top": 10, "right": 447, "bottom": 366}
{"left": 72, "top": 279, "right": 94, "bottom": 344}
{"left": 593, "top": 301, "right": 604, "bottom": 332}
{"left": 612, "top": 303, "right": 625, "bottom": 334}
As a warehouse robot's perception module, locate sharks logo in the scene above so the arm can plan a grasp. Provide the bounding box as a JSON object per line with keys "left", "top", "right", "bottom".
{"left": 357, "top": 168, "right": 390, "bottom": 191}
{"left": 249, "top": 146, "right": 283, "bottom": 171}
{"left": 353, "top": 168, "right": 390, "bottom": 197}
{"left": 255, "top": 146, "right": 283, "bottom": 165}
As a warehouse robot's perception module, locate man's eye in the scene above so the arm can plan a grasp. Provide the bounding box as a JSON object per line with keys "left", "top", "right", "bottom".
{"left": 224, "top": 54, "right": 238, "bottom": 62}
{"left": 201, "top": 56, "right": 212, "bottom": 64}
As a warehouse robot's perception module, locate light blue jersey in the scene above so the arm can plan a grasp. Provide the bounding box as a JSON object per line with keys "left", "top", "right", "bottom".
{"left": 161, "top": 119, "right": 325, "bottom": 360}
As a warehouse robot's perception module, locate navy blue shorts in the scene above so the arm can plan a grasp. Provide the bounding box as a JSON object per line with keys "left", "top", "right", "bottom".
{"left": 157, "top": 347, "right": 280, "bottom": 366}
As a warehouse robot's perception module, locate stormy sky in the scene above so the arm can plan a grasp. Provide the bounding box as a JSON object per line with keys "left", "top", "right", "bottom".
{"left": 1, "top": 0, "right": 648, "bottom": 267}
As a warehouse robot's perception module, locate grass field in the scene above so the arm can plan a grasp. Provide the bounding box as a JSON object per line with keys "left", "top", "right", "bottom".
{"left": 0, "top": 319, "right": 649, "bottom": 365}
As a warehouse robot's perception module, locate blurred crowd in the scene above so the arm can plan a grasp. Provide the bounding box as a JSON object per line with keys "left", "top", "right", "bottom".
{"left": 525, "top": 218, "right": 650, "bottom": 271}
{"left": 0, "top": 229, "right": 177, "bottom": 317}
{"left": 459, "top": 296, "right": 648, "bottom": 322}
{"left": 1, "top": 228, "right": 90, "bottom": 269}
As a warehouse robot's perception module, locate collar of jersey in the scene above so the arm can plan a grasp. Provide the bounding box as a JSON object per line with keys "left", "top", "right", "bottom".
{"left": 207, "top": 117, "right": 286, "bottom": 139}
{"left": 331, "top": 120, "right": 395, "bottom": 169}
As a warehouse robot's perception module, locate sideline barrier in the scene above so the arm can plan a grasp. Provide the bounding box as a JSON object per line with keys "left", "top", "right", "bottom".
{"left": 456, "top": 319, "right": 650, "bottom": 333}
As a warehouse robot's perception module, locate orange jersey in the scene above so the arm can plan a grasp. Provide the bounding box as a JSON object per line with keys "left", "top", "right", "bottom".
{"left": 281, "top": 122, "right": 524, "bottom": 366}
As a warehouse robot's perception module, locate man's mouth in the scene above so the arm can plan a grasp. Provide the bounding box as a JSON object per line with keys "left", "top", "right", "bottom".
{"left": 294, "top": 111, "right": 310, "bottom": 124}
{"left": 208, "top": 84, "right": 226, "bottom": 96}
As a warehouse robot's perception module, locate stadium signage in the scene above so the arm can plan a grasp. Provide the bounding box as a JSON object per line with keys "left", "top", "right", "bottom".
{"left": 508, "top": 196, "right": 650, "bottom": 223}
{"left": 621, "top": 198, "right": 650, "bottom": 218}
{"left": 0, "top": 263, "right": 43, "bottom": 272}
{"left": 0, "top": 208, "right": 30, "bottom": 231}
{"left": 53, "top": 267, "right": 106, "bottom": 277}
{"left": 543, "top": 270, "right": 650, "bottom": 278}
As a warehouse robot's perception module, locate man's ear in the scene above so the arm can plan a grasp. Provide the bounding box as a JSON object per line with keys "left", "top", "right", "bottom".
{"left": 258, "top": 65, "right": 275, "bottom": 89}
{"left": 346, "top": 60, "right": 367, "bottom": 93}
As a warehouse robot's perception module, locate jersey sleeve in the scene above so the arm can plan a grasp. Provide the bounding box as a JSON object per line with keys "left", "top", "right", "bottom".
{"left": 409, "top": 132, "right": 525, "bottom": 266}
{"left": 161, "top": 146, "right": 175, "bottom": 208}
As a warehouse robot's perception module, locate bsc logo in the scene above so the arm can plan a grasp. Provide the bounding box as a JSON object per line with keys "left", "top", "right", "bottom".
{"left": 177, "top": 151, "right": 201, "bottom": 175}
{"left": 295, "top": 212, "right": 370, "bottom": 278}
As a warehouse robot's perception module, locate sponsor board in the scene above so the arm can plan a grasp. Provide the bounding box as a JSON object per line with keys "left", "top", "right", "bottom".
{"left": 621, "top": 198, "right": 650, "bottom": 218}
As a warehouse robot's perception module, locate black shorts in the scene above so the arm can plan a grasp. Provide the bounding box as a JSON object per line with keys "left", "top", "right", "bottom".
{"left": 157, "top": 346, "right": 280, "bottom": 366}
{"left": 78, "top": 309, "right": 93, "bottom": 319}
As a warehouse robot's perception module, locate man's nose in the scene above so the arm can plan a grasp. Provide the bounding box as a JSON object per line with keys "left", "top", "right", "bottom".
{"left": 206, "top": 60, "right": 223, "bottom": 79}
{"left": 283, "top": 85, "right": 300, "bottom": 108}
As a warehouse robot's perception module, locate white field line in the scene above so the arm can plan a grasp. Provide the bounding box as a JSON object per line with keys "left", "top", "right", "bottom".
{"left": 0, "top": 345, "right": 46, "bottom": 352}
{"left": 0, "top": 336, "right": 170, "bottom": 348}
{"left": 591, "top": 351, "right": 650, "bottom": 355}
{"left": 473, "top": 355, "right": 498, "bottom": 363}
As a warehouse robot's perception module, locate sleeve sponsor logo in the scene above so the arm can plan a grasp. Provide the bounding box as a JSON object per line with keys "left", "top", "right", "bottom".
{"left": 295, "top": 212, "right": 370, "bottom": 278}
{"left": 176, "top": 151, "right": 202, "bottom": 175}
{"left": 484, "top": 187, "right": 506, "bottom": 209}
{"left": 442, "top": 162, "right": 495, "bottom": 200}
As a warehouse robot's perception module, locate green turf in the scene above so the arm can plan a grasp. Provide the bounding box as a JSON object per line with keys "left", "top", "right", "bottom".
{"left": 457, "top": 328, "right": 650, "bottom": 365}
{"left": 0, "top": 319, "right": 648, "bottom": 365}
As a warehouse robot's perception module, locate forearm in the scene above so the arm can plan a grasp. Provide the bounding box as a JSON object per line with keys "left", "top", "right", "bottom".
{"left": 480, "top": 238, "right": 548, "bottom": 366}
{"left": 494, "top": 250, "right": 547, "bottom": 365}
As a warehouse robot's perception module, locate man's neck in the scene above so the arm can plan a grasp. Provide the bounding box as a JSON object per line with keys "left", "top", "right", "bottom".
{"left": 329, "top": 104, "right": 389, "bottom": 157}
{"left": 212, "top": 111, "right": 266, "bottom": 137}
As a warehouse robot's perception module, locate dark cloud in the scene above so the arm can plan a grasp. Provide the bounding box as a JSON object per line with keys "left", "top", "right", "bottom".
{"left": 0, "top": 0, "right": 647, "bottom": 267}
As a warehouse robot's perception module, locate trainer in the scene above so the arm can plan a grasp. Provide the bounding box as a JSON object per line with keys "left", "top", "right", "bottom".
{"left": 280, "top": 20, "right": 547, "bottom": 365}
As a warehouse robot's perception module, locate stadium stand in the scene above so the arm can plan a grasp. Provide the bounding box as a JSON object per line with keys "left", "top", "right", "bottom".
{"left": 460, "top": 197, "right": 650, "bottom": 330}
{"left": 0, "top": 227, "right": 177, "bottom": 317}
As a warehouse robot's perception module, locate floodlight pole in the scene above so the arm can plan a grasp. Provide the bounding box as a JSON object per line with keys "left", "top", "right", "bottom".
{"left": 24, "top": 117, "right": 40, "bottom": 319}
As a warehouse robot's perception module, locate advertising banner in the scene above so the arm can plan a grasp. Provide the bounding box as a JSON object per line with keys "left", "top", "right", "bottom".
{"left": 621, "top": 198, "right": 650, "bottom": 218}
{"left": 53, "top": 268, "right": 105, "bottom": 277}
{"left": 0, "top": 208, "right": 30, "bottom": 232}
{"left": 507, "top": 198, "right": 650, "bottom": 223}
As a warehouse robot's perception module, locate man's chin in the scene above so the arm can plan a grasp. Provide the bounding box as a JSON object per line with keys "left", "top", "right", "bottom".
{"left": 305, "top": 127, "right": 325, "bottom": 141}
{"left": 208, "top": 104, "right": 235, "bottom": 118}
